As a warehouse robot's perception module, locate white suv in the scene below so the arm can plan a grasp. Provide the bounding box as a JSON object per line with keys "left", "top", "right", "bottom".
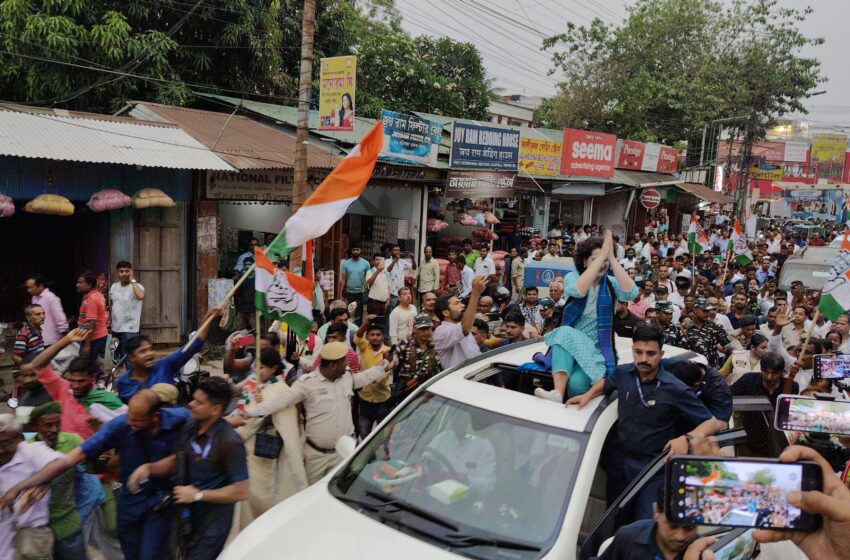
{"left": 221, "top": 337, "right": 707, "bottom": 560}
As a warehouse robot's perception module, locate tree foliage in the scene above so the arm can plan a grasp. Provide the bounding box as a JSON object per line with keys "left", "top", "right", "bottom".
{"left": 0, "top": 0, "right": 490, "bottom": 119}
{"left": 537, "top": 0, "right": 824, "bottom": 144}
{"left": 355, "top": 32, "right": 489, "bottom": 120}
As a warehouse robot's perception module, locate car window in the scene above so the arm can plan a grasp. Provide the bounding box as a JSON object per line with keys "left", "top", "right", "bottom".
{"left": 330, "top": 392, "right": 586, "bottom": 559}
{"left": 778, "top": 263, "right": 830, "bottom": 291}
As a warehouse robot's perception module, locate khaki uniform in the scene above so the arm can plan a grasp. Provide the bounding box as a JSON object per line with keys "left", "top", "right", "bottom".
{"left": 247, "top": 364, "right": 388, "bottom": 485}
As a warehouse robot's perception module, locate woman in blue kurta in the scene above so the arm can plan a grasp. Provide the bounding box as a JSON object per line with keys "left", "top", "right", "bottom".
{"left": 536, "top": 231, "right": 638, "bottom": 400}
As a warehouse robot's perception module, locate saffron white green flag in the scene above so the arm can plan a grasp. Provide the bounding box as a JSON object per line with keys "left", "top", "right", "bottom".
{"left": 254, "top": 248, "right": 314, "bottom": 339}
{"left": 729, "top": 219, "right": 752, "bottom": 266}
{"left": 687, "top": 214, "right": 708, "bottom": 254}
{"left": 819, "top": 229, "right": 850, "bottom": 321}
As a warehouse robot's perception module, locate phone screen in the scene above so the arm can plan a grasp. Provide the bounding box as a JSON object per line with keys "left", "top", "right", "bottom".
{"left": 666, "top": 456, "right": 822, "bottom": 530}
{"left": 775, "top": 394, "right": 850, "bottom": 437}
{"left": 710, "top": 528, "right": 757, "bottom": 560}
{"left": 814, "top": 354, "right": 850, "bottom": 380}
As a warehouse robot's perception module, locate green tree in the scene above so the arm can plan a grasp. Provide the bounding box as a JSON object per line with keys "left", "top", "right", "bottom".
{"left": 539, "top": 0, "right": 824, "bottom": 144}
{"left": 750, "top": 468, "right": 776, "bottom": 486}
{"left": 355, "top": 32, "right": 490, "bottom": 120}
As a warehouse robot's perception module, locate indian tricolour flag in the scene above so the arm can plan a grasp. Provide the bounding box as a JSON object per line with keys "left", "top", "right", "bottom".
{"left": 818, "top": 229, "right": 850, "bottom": 321}
{"left": 729, "top": 218, "right": 752, "bottom": 266}
{"left": 252, "top": 121, "right": 382, "bottom": 338}
{"left": 254, "top": 247, "right": 314, "bottom": 338}
{"left": 687, "top": 214, "right": 708, "bottom": 254}
{"left": 264, "top": 121, "right": 383, "bottom": 263}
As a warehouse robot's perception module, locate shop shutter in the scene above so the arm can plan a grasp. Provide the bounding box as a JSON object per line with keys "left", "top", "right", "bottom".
{"left": 135, "top": 205, "right": 183, "bottom": 343}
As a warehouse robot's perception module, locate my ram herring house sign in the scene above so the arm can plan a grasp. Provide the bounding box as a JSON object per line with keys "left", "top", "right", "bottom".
{"left": 450, "top": 122, "right": 521, "bottom": 171}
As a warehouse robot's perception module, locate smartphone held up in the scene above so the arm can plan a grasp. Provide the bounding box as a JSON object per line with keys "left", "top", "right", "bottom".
{"left": 775, "top": 394, "right": 850, "bottom": 437}
{"left": 666, "top": 455, "right": 822, "bottom": 531}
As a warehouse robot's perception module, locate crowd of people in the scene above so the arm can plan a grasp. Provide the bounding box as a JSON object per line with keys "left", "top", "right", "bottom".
{"left": 3, "top": 213, "right": 850, "bottom": 560}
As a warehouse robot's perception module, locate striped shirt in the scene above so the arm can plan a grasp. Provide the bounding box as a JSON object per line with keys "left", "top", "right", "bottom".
{"left": 14, "top": 322, "right": 44, "bottom": 357}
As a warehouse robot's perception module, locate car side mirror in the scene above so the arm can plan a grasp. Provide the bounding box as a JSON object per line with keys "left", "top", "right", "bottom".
{"left": 335, "top": 435, "right": 356, "bottom": 459}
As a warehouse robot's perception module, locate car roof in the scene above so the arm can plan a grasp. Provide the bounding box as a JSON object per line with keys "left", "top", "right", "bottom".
{"left": 784, "top": 246, "right": 836, "bottom": 265}
{"left": 424, "top": 337, "right": 704, "bottom": 433}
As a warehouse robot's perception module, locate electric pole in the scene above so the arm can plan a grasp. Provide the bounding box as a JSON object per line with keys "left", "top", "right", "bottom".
{"left": 290, "top": 0, "right": 316, "bottom": 272}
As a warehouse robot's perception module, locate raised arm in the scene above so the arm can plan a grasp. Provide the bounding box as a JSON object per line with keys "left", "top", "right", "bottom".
{"left": 461, "top": 277, "right": 487, "bottom": 336}
{"left": 575, "top": 231, "right": 615, "bottom": 296}
{"left": 22, "top": 328, "right": 90, "bottom": 374}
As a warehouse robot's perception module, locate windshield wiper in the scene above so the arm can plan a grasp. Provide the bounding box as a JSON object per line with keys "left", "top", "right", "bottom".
{"left": 439, "top": 534, "right": 541, "bottom": 551}
{"left": 364, "top": 490, "right": 460, "bottom": 532}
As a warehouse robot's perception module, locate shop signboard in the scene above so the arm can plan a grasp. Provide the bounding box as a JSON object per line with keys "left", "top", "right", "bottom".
{"left": 518, "top": 136, "right": 562, "bottom": 176}
{"left": 616, "top": 139, "right": 645, "bottom": 170}
{"left": 560, "top": 128, "right": 616, "bottom": 178}
{"left": 450, "top": 122, "right": 521, "bottom": 170}
{"left": 318, "top": 56, "right": 356, "bottom": 131}
{"left": 810, "top": 134, "right": 847, "bottom": 164}
{"left": 784, "top": 141, "right": 809, "bottom": 163}
{"left": 444, "top": 171, "right": 515, "bottom": 198}
{"left": 640, "top": 188, "right": 661, "bottom": 209}
{"left": 640, "top": 143, "right": 661, "bottom": 172}
{"left": 657, "top": 145, "right": 680, "bottom": 173}
{"left": 379, "top": 110, "right": 442, "bottom": 165}
{"left": 749, "top": 163, "right": 784, "bottom": 181}
{"left": 206, "top": 170, "right": 323, "bottom": 200}
{"left": 787, "top": 189, "right": 823, "bottom": 201}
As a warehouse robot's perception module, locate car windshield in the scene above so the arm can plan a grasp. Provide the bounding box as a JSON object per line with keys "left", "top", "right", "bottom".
{"left": 329, "top": 392, "right": 585, "bottom": 560}
{"left": 779, "top": 263, "right": 831, "bottom": 291}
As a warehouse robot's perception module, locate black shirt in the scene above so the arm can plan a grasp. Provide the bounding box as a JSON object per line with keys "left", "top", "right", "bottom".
{"left": 598, "top": 519, "right": 684, "bottom": 560}
{"left": 613, "top": 311, "right": 641, "bottom": 338}
{"left": 731, "top": 372, "right": 798, "bottom": 457}
{"left": 179, "top": 418, "right": 249, "bottom": 536}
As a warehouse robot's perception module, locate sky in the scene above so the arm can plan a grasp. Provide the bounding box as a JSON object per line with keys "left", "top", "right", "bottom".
{"left": 395, "top": 0, "right": 850, "bottom": 134}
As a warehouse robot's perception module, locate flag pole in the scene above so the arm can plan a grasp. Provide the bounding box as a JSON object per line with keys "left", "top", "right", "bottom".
{"left": 255, "top": 308, "right": 262, "bottom": 379}
{"left": 719, "top": 248, "right": 732, "bottom": 291}
{"left": 784, "top": 309, "right": 820, "bottom": 393}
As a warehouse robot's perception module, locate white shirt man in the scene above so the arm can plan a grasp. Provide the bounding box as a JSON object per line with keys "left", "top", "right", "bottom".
{"left": 386, "top": 251, "right": 412, "bottom": 298}
{"left": 0, "top": 435, "right": 64, "bottom": 560}
{"left": 389, "top": 291, "right": 418, "bottom": 345}
{"left": 458, "top": 263, "right": 475, "bottom": 299}
{"left": 110, "top": 272, "right": 145, "bottom": 335}
{"left": 367, "top": 258, "right": 391, "bottom": 304}
{"left": 619, "top": 255, "right": 638, "bottom": 270}
{"left": 473, "top": 253, "right": 497, "bottom": 278}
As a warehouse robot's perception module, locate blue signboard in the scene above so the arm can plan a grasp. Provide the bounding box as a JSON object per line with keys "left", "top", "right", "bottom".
{"left": 379, "top": 110, "right": 442, "bottom": 165}
{"left": 450, "top": 122, "right": 520, "bottom": 171}
{"left": 523, "top": 258, "right": 576, "bottom": 295}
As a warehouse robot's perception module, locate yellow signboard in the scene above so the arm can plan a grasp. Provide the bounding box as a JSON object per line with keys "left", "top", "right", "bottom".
{"left": 318, "top": 56, "right": 356, "bottom": 132}
{"left": 810, "top": 135, "right": 847, "bottom": 164}
{"left": 749, "top": 164, "right": 783, "bottom": 181}
{"left": 518, "top": 137, "right": 562, "bottom": 176}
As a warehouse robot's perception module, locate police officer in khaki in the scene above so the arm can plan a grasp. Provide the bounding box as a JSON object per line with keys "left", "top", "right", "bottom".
{"left": 242, "top": 342, "right": 394, "bottom": 484}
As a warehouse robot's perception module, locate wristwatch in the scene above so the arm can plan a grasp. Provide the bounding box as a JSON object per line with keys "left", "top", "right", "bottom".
{"left": 130, "top": 280, "right": 138, "bottom": 284}
{"left": 193, "top": 491, "right": 204, "bottom": 503}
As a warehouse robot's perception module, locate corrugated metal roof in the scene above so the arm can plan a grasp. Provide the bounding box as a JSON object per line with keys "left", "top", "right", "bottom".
{"left": 0, "top": 105, "right": 234, "bottom": 170}
{"left": 196, "top": 93, "right": 374, "bottom": 146}
{"left": 618, "top": 170, "right": 681, "bottom": 187}
{"left": 677, "top": 182, "right": 733, "bottom": 204}
{"left": 126, "top": 102, "right": 343, "bottom": 170}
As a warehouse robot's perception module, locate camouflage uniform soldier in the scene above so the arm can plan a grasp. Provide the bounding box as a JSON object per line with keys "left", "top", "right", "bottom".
{"left": 683, "top": 297, "right": 730, "bottom": 368}
{"left": 652, "top": 301, "right": 687, "bottom": 349}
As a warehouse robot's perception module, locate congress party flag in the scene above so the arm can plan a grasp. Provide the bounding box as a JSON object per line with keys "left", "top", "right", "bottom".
{"left": 687, "top": 214, "right": 708, "bottom": 255}
{"left": 254, "top": 248, "right": 314, "bottom": 339}
{"left": 818, "top": 230, "right": 850, "bottom": 321}
{"left": 729, "top": 219, "right": 752, "bottom": 266}
{"left": 264, "top": 121, "right": 383, "bottom": 263}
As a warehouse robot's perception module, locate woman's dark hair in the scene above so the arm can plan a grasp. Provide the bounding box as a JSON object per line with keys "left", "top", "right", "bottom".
{"left": 339, "top": 93, "right": 354, "bottom": 124}
{"left": 326, "top": 322, "right": 348, "bottom": 336}
{"left": 573, "top": 237, "right": 604, "bottom": 274}
{"left": 748, "top": 333, "right": 768, "bottom": 350}
{"left": 259, "top": 348, "right": 284, "bottom": 375}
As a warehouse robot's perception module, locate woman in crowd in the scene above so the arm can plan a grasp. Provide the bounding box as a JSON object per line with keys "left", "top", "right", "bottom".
{"left": 536, "top": 231, "right": 638, "bottom": 401}
{"left": 719, "top": 333, "right": 768, "bottom": 384}
{"left": 232, "top": 348, "right": 307, "bottom": 532}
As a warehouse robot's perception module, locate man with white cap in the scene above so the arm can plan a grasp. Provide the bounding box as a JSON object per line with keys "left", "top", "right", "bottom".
{"left": 241, "top": 341, "right": 394, "bottom": 484}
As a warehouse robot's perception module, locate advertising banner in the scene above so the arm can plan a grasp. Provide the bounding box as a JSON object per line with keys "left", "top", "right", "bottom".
{"left": 616, "top": 139, "right": 645, "bottom": 170}
{"left": 518, "top": 136, "right": 562, "bottom": 176}
{"left": 450, "top": 122, "right": 520, "bottom": 170}
{"left": 561, "top": 128, "right": 616, "bottom": 178}
{"left": 784, "top": 141, "right": 809, "bottom": 163}
{"left": 641, "top": 143, "right": 661, "bottom": 172}
{"left": 444, "top": 171, "right": 515, "bottom": 198}
{"left": 811, "top": 134, "right": 847, "bottom": 164}
{"left": 844, "top": 152, "right": 850, "bottom": 184}
{"left": 318, "top": 56, "right": 356, "bottom": 131}
{"left": 206, "top": 170, "right": 324, "bottom": 200}
{"left": 657, "top": 145, "right": 680, "bottom": 173}
{"left": 749, "top": 163, "right": 784, "bottom": 181}
{"left": 379, "top": 110, "right": 442, "bottom": 165}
